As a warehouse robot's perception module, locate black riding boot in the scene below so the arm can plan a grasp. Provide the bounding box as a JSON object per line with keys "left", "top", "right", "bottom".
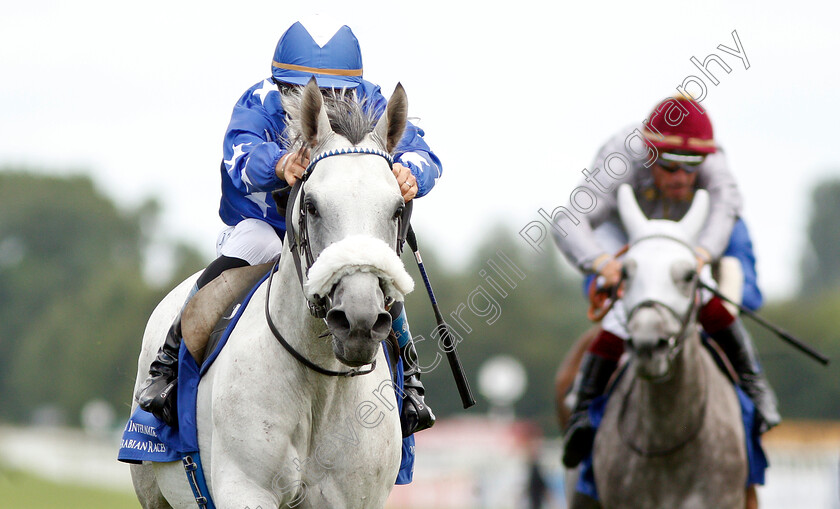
{"left": 400, "top": 337, "right": 436, "bottom": 437}
{"left": 136, "top": 315, "right": 182, "bottom": 427}
{"left": 562, "top": 353, "right": 617, "bottom": 468}
{"left": 712, "top": 319, "right": 780, "bottom": 433}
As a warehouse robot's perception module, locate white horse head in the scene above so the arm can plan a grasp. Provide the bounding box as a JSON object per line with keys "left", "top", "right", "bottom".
{"left": 283, "top": 79, "right": 414, "bottom": 367}
{"left": 617, "top": 183, "right": 709, "bottom": 379}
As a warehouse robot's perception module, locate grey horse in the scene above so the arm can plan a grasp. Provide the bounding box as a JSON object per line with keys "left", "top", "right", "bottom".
{"left": 590, "top": 184, "right": 747, "bottom": 509}
{"left": 129, "top": 80, "right": 413, "bottom": 508}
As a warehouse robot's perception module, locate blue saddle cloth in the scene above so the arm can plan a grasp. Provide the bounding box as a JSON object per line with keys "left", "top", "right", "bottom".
{"left": 118, "top": 270, "right": 415, "bottom": 485}
{"left": 576, "top": 366, "right": 769, "bottom": 500}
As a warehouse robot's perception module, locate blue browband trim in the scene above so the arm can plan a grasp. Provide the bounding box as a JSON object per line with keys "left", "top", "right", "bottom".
{"left": 303, "top": 147, "right": 394, "bottom": 179}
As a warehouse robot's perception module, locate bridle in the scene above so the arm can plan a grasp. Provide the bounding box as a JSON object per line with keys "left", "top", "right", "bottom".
{"left": 264, "top": 145, "right": 404, "bottom": 377}
{"left": 618, "top": 233, "right": 707, "bottom": 456}
{"left": 285, "top": 146, "right": 404, "bottom": 318}
{"left": 622, "top": 233, "right": 701, "bottom": 372}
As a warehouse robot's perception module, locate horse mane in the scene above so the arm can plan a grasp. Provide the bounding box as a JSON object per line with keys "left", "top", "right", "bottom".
{"left": 281, "top": 88, "right": 380, "bottom": 151}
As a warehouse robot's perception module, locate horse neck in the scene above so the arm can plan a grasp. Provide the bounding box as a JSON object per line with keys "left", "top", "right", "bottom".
{"left": 623, "top": 330, "right": 707, "bottom": 444}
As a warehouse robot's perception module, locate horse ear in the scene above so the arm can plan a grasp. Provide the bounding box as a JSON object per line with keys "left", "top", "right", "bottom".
{"left": 679, "top": 189, "right": 710, "bottom": 240}
{"left": 301, "top": 78, "right": 332, "bottom": 147}
{"left": 374, "top": 83, "right": 408, "bottom": 153}
{"left": 617, "top": 183, "right": 648, "bottom": 241}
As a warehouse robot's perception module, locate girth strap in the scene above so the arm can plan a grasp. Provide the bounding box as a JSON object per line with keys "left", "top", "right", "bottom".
{"left": 182, "top": 453, "right": 216, "bottom": 509}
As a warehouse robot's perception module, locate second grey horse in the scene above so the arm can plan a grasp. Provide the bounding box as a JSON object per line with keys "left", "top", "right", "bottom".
{"left": 592, "top": 184, "right": 747, "bottom": 509}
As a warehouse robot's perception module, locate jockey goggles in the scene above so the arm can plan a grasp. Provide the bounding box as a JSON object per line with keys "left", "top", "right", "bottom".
{"left": 656, "top": 151, "right": 706, "bottom": 174}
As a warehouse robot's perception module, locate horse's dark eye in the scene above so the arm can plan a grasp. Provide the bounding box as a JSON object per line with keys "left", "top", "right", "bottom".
{"left": 393, "top": 206, "right": 404, "bottom": 221}
{"left": 306, "top": 201, "right": 319, "bottom": 217}
{"left": 683, "top": 271, "right": 696, "bottom": 283}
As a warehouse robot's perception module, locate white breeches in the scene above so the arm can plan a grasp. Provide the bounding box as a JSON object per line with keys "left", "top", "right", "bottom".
{"left": 216, "top": 218, "right": 283, "bottom": 266}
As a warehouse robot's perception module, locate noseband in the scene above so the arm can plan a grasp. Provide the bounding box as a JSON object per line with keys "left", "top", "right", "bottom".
{"left": 285, "top": 147, "right": 400, "bottom": 318}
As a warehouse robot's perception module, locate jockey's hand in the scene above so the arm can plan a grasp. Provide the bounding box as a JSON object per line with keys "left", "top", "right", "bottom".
{"left": 393, "top": 163, "right": 417, "bottom": 202}
{"left": 276, "top": 148, "right": 311, "bottom": 186}
{"left": 592, "top": 254, "right": 623, "bottom": 290}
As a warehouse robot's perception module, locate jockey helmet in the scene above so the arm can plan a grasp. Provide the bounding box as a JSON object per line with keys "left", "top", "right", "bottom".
{"left": 643, "top": 95, "right": 716, "bottom": 162}
{"left": 271, "top": 22, "right": 363, "bottom": 89}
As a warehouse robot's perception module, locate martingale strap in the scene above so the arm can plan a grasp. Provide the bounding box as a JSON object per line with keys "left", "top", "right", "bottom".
{"left": 265, "top": 259, "right": 376, "bottom": 377}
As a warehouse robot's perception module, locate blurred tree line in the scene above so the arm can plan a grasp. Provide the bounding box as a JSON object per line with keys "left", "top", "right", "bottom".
{"left": 0, "top": 170, "right": 203, "bottom": 425}
{"left": 1, "top": 169, "right": 838, "bottom": 434}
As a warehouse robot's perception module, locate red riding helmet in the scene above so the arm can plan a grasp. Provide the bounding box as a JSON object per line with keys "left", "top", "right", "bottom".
{"left": 642, "top": 96, "right": 716, "bottom": 156}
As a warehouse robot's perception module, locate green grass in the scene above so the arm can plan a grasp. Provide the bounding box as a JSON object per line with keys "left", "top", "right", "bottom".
{"left": 0, "top": 468, "right": 139, "bottom": 508}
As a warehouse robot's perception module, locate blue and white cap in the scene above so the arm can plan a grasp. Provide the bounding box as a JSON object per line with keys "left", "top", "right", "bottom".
{"left": 271, "top": 22, "right": 363, "bottom": 89}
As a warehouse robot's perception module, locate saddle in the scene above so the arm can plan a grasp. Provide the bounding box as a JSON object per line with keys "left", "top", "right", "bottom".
{"left": 181, "top": 262, "right": 274, "bottom": 364}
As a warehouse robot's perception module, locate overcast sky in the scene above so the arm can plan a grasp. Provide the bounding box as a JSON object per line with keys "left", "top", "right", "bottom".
{"left": 2, "top": 0, "right": 838, "bottom": 299}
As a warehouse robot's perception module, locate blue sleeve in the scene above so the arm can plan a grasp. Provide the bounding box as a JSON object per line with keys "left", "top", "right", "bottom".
{"left": 723, "top": 218, "right": 763, "bottom": 311}
{"left": 582, "top": 273, "right": 596, "bottom": 298}
{"left": 395, "top": 123, "right": 442, "bottom": 198}
{"left": 222, "top": 84, "right": 287, "bottom": 193}
{"left": 357, "top": 81, "right": 442, "bottom": 198}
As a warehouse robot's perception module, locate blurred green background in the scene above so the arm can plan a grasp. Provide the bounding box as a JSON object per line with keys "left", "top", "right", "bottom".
{"left": 1, "top": 170, "right": 839, "bottom": 433}
{"left": 0, "top": 468, "right": 137, "bottom": 508}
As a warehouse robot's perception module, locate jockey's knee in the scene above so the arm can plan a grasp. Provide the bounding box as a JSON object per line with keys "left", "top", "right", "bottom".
{"left": 588, "top": 329, "right": 625, "bottom": 363}
{"left": 196, "top": 255, "right": 249, "bottom": 289}
{"left": 217, "top": 218, "right": 283, "bottom": 266}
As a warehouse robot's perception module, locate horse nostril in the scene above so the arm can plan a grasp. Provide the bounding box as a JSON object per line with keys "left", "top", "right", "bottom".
{"left": 371, "top": 312, "right": 392, "bottom": 339}
{"left": 326, "top": 309, "right": 350, "bottom": 335}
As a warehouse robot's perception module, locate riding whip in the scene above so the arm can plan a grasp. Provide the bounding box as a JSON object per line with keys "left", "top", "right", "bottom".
{"left": 406, "top": 226, "right": 477, "bottom": 409}
{"left": 698, "top": 281, "right": 829, "bottom": 366}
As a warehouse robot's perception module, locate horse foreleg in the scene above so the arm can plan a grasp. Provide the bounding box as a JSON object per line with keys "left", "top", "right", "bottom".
{"left": 212, "top": 465, "right": 285, "bottom": 509}
{"left": 130, "top": 463, "right": 172, "bottom": 509}
{"left": 555, "top": 326, "right": 600, "bottom": 429}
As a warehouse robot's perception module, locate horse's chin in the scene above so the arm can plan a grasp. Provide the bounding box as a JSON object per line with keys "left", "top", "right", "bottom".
{"left": 633, "top": 350, "right": 673, "bottom": 381}
{"left": 332, "top": 337, "right": 380, "bottom": 367}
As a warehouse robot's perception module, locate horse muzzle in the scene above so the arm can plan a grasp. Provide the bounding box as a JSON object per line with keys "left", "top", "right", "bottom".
{"left": 325, "top": 271, "right": 392, "bottom": 366}
{"left": 304, "top": 234, "right": 414, "bottom": 366}
{"left": 626, "top": 303, "right": 683, "bottom": 381}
